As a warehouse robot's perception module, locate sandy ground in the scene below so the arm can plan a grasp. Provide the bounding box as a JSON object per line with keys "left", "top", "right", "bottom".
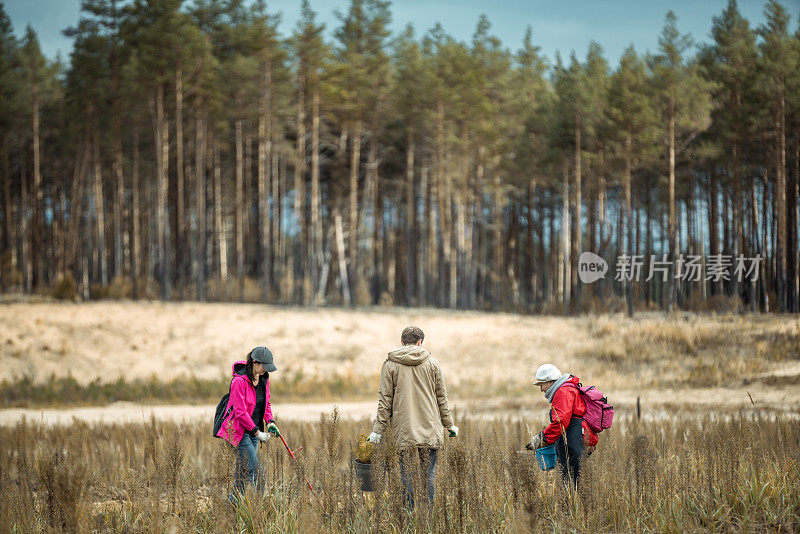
{"left": 0, "top": 301, "right": 589, "bottom": 387}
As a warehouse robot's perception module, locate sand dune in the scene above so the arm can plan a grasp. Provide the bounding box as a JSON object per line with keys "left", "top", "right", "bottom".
{"left": 0, "top": 301, "right": 588, "bottom": 387}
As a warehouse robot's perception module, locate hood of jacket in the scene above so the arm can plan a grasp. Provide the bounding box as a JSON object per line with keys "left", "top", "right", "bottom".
{"left": 234, "top": 361, "right": 270, "bottom": 385}
{"left": 545, "top": 374, "right": 579, "bottom": 403}
{"left": 232, "top": 360, "right": 247, "bottom": 376}
{"left": 387, "top": 345, "right": 431, "bottom": 366}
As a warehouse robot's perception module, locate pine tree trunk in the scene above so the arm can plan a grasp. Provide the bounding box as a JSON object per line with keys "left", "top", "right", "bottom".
{"left": 446, "top": 133, "right": 457, "bottom": 307}
{"left": 463, "top": 140, "right": 475, "bottom": 309}
{"left": 113, "top": 139, "right": 124, "bottom": 282}
{"left": 366, "top": 136, "right": 379, "bottom": 304}
{"left": 427, "top": 164, "right": 437, "bottom": 306}
{"left": 786, "top": 133, "right": 799, "bottom": 313}
{"left": 295, "top": 79, "right": 306, "bottom": 304}
{"left": 109, "top": 40, "right": 122, "bottom": 285}
{"left": 375, "top": 139, "right": 385, "bottom": 303}
{"left": 315, "top": 223, "right": 331, "bottom": 304}
{"left": 561, "top": 160, "right": 570, "bottom": 312}
{"left": 257, "top": 87, "right": 267, "bottom": 301}
{"left": 792, "top": 133, "right": 799, "bottom": 312}
{"left": 588, "top": 155, "right": 596, "bottom": 256}
{"left": 160, "top": 85, "right": 170, "bottom": 298}
{"left": 731, "top": 156, "right": 742, "bottom": 303}
{"left": 598, "top": 148, "right": 606, "bottom": 251}
{"left": 235, "top": 95, "right": 245, "bottom": 302}
{"left": 762, "top": 172, "right": 770, "bottom": 310}
{"left": 454, "top": 129, "right": 468, "bottom": 309}
{"left": 151, "top": 84, "right": 170, "bottom": 300}
{"left": 195, "top": 113, "right": 207, "bottom": 301}
{"left": 471, "top": 147, "right": 485, "bottom": 308}
{"left": 687, "top": 154, "right": 695, "bottom": 304}
{"left": 776, "top": 102, "right": 787, "bottom": 312}
{"left": 348, "top": 119, "right": 361, "bottom": 302}
{"left": 595, "top": 144, "right": 605, "bottom": 298}
{"left": 493, "top": 184, "right": 503, "bottom": 310}
{"left": 770, "top": 171, "right": 776, "bottom": 298}
{"left": 708, "top": 168, "right": 719, "bottom": 295}
{"left": 132, "top": 129, "right": 140, "bottom": 300}
{"left": 20, "top": 153, "right": 30, "bottom": 292}
{"left": 625, "top": 136, "right": 634, "bottom": 317}
{"left": 53, "top": 183, "right": 63, "bottom": 279}
{"left": 386, "top": 208, "right": 395, "bottom": 300}
{"left": 405, "top": 126, "right": 416, "bottom": 306}
{"left": 175, "top": 65, "right": 185, "bottom": 299}
{"left": 272, "top": 118, "right": 282, "bottom": 296}
{"left": 645, "top": 181, "right": 653, "bottom": 304}
{"left": 280, "top": 155, "right": 291, "bottom": 299}
{"left": 258, "top": 56, "right": 272, "bottom": 302}
{"left": 526, "top": 179, "right": 536, "bottom": 307}
{"left": 334, "top": 208, "right": 351, "bottom": 306}
{"left": 93, "top": 133, "right": 108, "bottom": 288}
{"left": 537, "top": 187, "right": 546, "bottom": 305}
{"left": 667, "top": 98, "right": 677, "bottom": 311}
{"left": 214, "top": 143, "right": 226, "bottom": 297}
{"left": 146, "top": 150, "right": 156, "bottom": 295}
{"left": 245, "top": 131, "right": 253, "bottom": 281}
{"left": 418, "top": 165, "right": 428, "bottom": 305}
{"left": 548, "top": 194, "right": 556, "bottom": 304}
{"left": 572, "top": 113, "right": 582, "bottom": 312}
{"left": 435, "top": 98, "right": 450, "bottom": 307}
{"left": 311, "top": 84, "right": 321, "bottom": 304}
{"left": 1, "top": 133, "right": 12, "bottom": 269}
{"left": 31, "top": 84, "right": 42, "bottom": 289}
{"left": 66, "top": 141, "right": 86, "bottom": 278}
{"left": 81, "top": 162, "right": 90, "bottom": 299}
{"left": 750, "top": 175, "right": 764, "bottom": 311}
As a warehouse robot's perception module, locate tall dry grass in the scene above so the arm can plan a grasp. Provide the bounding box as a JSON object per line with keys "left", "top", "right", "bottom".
{"left": 0, "top": 410, "right": 798, "bottom": 533}
{"left": 578, "top": 314, "right": 800, "bottom": 388}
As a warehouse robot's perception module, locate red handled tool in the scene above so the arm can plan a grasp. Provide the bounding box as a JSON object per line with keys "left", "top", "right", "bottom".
{"left": 279, "top": 434, "right": 314, "bottom": 492}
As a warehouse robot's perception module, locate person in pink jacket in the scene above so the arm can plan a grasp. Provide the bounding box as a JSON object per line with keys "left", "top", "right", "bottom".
{"left": 216, "top": 347, "right": 280, "bottom": 503}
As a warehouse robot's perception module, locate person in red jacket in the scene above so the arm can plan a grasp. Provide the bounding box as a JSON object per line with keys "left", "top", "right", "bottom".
{"left": 526, "top": 363, "right": 593, "bottom": 488}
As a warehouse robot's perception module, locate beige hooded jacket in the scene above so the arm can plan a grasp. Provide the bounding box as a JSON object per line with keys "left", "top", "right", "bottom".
{"left": 371, "top": 345, "right": 455, "bottom": 449}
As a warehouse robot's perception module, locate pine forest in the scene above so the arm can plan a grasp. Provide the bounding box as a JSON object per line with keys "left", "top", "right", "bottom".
{"left": 0, "top": 0, "right": 799, "bottom": 315}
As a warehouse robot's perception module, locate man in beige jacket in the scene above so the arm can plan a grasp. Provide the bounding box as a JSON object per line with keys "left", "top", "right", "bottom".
{"left": 367, "top": 326, "right": 458, "bottom": 507}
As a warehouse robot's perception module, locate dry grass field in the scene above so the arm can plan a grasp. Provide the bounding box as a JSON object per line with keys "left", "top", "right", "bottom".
{"left": 1, "top": 410, "right": 798, "bottom": 533}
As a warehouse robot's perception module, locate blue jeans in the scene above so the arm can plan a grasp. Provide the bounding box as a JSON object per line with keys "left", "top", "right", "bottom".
{"left": 229, "top": 434, "right": 263, "bottom": 502}
{"left": 399, "top": 448, "right": 438, "bottom": 508}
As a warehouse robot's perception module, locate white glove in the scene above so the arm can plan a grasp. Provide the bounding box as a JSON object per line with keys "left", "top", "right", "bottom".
{"left": 256, "top": 431, "right": 269, "bottom": 442}
{"left": 527, "top": 434, "right": 542, "bottom": 450}
{"left": 448, "top": 425, "right": 459, "bottom": 437}
{"left": 367, "top": 432, "right": 381, "bottom": 444}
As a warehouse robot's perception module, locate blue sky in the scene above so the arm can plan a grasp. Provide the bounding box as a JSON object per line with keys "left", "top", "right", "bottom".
{"left": 4, "top": 0, "right": 799, "bottom": 66}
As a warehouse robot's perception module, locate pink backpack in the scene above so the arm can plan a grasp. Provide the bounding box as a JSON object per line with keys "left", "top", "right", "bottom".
{"left": 564, "top": 383, "right": 614, "bottom": 434}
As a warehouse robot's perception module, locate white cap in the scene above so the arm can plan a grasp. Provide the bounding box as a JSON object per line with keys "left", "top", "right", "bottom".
{"left": 533, "top": 363, "right": 562, "bottom": 385}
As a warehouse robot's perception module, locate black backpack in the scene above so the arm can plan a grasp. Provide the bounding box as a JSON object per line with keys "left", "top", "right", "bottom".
{"left": 212, "top": 379, "right": 234, "bottom": 438}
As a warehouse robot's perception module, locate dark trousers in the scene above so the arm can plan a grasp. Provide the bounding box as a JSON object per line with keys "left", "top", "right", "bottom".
{"left": 554, "top": 417, "right": 584, "bottom": 489}
{"left": 399, "top": 448, "right": 438, "bottom": 508}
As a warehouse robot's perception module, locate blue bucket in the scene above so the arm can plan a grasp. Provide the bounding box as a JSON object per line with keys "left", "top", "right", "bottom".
{"left": 535, "top": 444, "right": 557, "bottom": 471}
